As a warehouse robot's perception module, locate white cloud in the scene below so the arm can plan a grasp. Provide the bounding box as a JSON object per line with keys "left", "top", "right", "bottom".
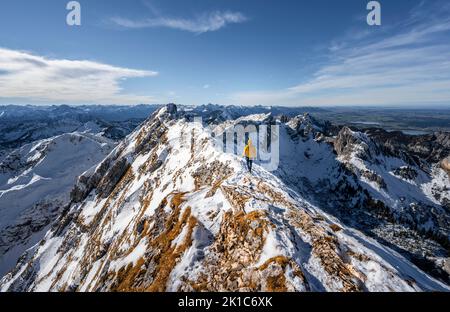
{"left": 203, "top": 84, "right": 210, "bottom": 89}
{"left": 232, "top": 5, "right": 450, "bottom": 107}
{"left": 111, "top": 11, "right": 247, "bottom": 34}
{"left": 0, "top": 47, "right": 158, "bottom": 104}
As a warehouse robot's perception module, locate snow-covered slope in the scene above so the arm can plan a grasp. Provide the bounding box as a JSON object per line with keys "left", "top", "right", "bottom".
{"left": 0, "top": 133, "right": 114, "bottom": 277}
{"left": 215, "top": 114, "right": 450, "bottom": 287}
{"left": 1, "top": 105, "right": 448, "bottom": 292}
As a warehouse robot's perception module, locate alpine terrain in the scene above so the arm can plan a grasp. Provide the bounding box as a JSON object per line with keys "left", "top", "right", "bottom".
{"left": 0, "top": 132, "right": 114, "bottom": 277}
{"left": 0, "top": 104, "right": 449, "bottom": 292}
{"left": 0, "top": 104, "right": 159, "bottom": 276}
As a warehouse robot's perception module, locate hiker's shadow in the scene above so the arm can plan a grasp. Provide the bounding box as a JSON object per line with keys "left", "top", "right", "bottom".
{"left": 186, "top": 221, "right": 217, "bottom": 271}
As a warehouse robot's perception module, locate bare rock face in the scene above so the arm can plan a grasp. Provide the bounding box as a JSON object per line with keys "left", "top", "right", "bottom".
{"left": 442, "top": 157, "right": 450, "bottom": 174}
{"left": 444, "top": 258, "right": 450, "bottom": 275}
{"left": 393, "top": 166, "right": 418, "bottom": 181}
{"left": 96, "top": 157, "right": 131, "bottom": 199}
{"left": 334, "top": 127, "right": 358, "bottom": 157}
{"left": 70, "top": 157, "right": 114, "bottom": 203}
{"left": 166, "top": 103, "right": 178, "bottom": 115}
{"left": 366, "top": 129, "right": 450, "bottom": 165}
{"left": 362, "top": 170, "right": 387, "bottom": 189}
{"left": 286, "top": 113, "right": 329, "bottom": 141}
{"left": 334, "top": 127, "right": 379, "bottom": 161}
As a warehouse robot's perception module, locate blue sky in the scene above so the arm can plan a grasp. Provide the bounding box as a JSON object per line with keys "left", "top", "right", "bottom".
{"left": 0, "top": 0, "right": 449, "bottom": 107}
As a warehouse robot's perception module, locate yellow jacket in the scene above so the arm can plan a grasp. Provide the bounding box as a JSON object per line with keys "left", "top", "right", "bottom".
{"left": 243, "top": 139, "right": 257, "bottom": 159}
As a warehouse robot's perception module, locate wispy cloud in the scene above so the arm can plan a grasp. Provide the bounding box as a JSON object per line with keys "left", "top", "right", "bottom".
{"left": 232, "top": 2, "right": 450, "bottom": 107}
{"left": 0, "top": 48, "right": 158, "bottom": 104}
{"left": 111, "top": 11, "right": 247, "bottom": 34}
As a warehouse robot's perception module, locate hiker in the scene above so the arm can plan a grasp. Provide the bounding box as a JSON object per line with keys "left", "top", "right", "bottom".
{"left": 243, "top": 138, "right": 256, "bottom": 173}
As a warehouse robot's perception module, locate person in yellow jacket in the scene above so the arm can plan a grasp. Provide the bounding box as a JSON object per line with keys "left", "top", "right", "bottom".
{"left": 243, "top": 138, "right": 257, "bottom": 173}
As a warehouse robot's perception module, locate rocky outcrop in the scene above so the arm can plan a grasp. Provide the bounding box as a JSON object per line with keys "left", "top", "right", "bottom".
{"left": 393, "top": 166, "right": 418, "bottom": 181}
{"left": 442, "top": 157, "right": 450, "bottom": 174}
{"left": 96, "top": 157, "right": 131, "bottom": 199}
{"left": 366, "top": 129, "right": 450, "bottom": 165}
{"left": 286, "top": 113, "right": 331, "bottom": 141}
{"left": 334, "top": 127, "right": 379, "bottom": 161}
{"left": 70, "top": 157, "right": 114, "bottom": 203}
{"left": 362, "top": 170, "right": 387, "bottom": 189}
{"left": 166, "top": 103, "right": 178, "bottom": 115}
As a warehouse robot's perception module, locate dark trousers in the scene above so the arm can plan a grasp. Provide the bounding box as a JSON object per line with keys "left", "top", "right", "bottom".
{"left": 246, "top": 157, "right": 253, "bottom": 173}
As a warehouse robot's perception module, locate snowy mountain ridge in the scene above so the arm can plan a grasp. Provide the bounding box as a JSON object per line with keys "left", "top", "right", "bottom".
{"left": 1, "top": 105, "right": 448, "bottom": 292}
